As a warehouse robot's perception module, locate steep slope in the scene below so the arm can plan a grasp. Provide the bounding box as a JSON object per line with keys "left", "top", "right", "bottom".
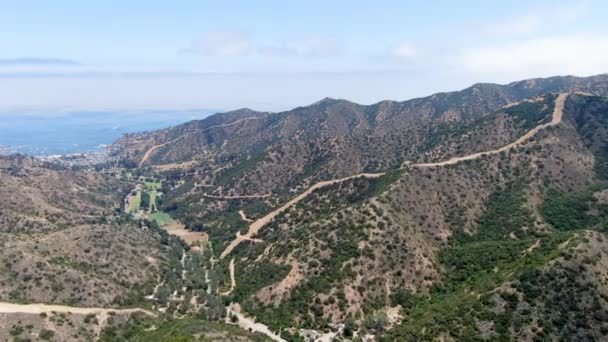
{"left": 205, "top": 92, "right": 608, "bottom": 338}
{"left": 98, "top": 76, "right": 608, "bottom": 340}
{"left": 0, "top": 155, "right": 170, "bottom": 307}
{"left": 108, "top": 77, "right": 608, "bottom": 247}
{"left": 111, "top": 75, "right": 608, "bottom": 186}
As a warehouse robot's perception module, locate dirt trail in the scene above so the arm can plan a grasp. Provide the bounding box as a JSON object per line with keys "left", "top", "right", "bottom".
{"left": 525, "top": 239, "right": 542, "bottom": 255}
{"left": 238, "top": 210, "right": 253, "bottom": 222}
{"left": 0, "top": 302, "right": 156, "bottom": 316}
{"left": 203, "top": 193, "right": 270, "bottom": 200}
{"left": 219, "top": 172, "right": 386, "bottom": 259}
{"left": 236, "top": 233, "right": 263, "bottom": 243}
{"left": 226, "top": 303, "right": 286, "bottom": 342}
{"left": 221, "top": 93, "right": 569, "bottom": 259}
{"left": 0, "top": 302, "right": 155, "bottom": 341}
{"left": 414, "top": 93, "right": 567, "bottom": 168}
{"left": 220, "top": 258, "right": 236, "bottom": 296}
{"left": 139, "top": 116, "right": 263, "bottom": 167}
{"left": 0, "top": 94, "right": 569, "bottom": 341}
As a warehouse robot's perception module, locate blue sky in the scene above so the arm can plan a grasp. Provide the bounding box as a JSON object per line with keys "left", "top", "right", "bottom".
{"left": 1, "top": 0, "right": 607, "bottom": 111}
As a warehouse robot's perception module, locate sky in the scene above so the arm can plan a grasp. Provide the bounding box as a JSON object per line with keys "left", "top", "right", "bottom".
{"left": 1, "top": 0, "right": 607, "bottom": 112}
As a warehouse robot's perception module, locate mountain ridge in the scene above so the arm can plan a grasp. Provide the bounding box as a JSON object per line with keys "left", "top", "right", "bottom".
{"left": 3, "top": 74, "right": 608, "bottom": 341}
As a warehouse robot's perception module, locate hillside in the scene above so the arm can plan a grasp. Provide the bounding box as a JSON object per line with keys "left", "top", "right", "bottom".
{"left": 3, "top": 75, "right": 608, "bottom": 341}
{"left": 110, "top": 76, "right": 608, "bottom": 250}
{"left": 0, "top": 155, "right": 174, "bottom": 304}
{"left": 0, "top": 156, "right": 266, "bottom": 341}
{"left": 111, "top": 75, "right": 608, "bottom": 195}
{"left": 104, "top": 78, "right": 608, "bottom": 340}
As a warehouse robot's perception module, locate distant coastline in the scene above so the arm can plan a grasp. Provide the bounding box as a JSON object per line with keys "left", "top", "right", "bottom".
{"left": 0, "top": 108, "right": 217, "bottom": 157}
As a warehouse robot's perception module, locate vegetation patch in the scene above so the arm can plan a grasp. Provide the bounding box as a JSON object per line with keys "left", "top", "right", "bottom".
{"left": 541, "top": 184, "right": 608, "bottom": 231}
{"left": 100, "top": 315, "right": 271, "bottom": 342}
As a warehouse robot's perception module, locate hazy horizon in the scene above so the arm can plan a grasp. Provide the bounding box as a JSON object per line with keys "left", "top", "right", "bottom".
{"left": 2, "top": 0, "right": 608, "bottom": 111}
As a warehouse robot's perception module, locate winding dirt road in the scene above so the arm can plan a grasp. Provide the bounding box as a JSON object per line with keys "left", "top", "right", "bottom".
{"left": 226, "top": 303, "right": 286, "bottom": 342}
{"left": 239, "top": 210, "right": 253, "bottom": 222}
{"left": 139, "top": 116, "right": 264, "bottom": 167}
{"left": 0, "top": 302, "right": 155, "bottom": 316}
{"left": 203, "top": 193, "right": 270, "bottom": 200}
{"left": 414, "top": 93, "right": 567, "bottom": 168}
{"left": 0, "top": 93, "right": 570, "bottom": 342}
{"left": 219, "top": 258, "right": 236, "bottom": 296}
{"left": 219, "top": 172, "right": 386, "bottom": 259}
{"left": 220, "top": 94, "right": 569, "bottom": 259}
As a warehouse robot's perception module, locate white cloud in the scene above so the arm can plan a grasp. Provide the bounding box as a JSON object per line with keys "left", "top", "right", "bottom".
{"left": 184, "top": 32, "right": 342, "bottom": 59}
{"left": 486, "top": 0, "right": 589, "bottom": 36}
{"left": 489, "top": 15, "right": 542, "bottom": 35}
{"left": 272, "top": 36, "right": 343, "bottom": 58}
{"left": 0, "top": 58, "right": 80, "bottom": 66}
{"left": 460, "top": 34, "right": 608, "bottom": 76}
{"left": 186, "top": 31, "right": 253, "bottom": 57}
{"left": 387, "top": 41, "right": 418, "bottom": 61}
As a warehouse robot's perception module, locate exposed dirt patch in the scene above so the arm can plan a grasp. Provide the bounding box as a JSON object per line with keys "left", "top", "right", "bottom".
{"left": 163, "top": 222, "right": 208, "bottom": 245}
{"left": 154, "top": 160, "right": 197, "bottom": 171}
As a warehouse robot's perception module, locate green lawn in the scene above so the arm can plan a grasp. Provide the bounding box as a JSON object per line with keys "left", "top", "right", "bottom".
{"left": 127, "top": 192, "right": 141, "bottom": 213}
{"left": 148, "top": 191, "right": 158, "bottom": 211}
{"left": 145, "top": 181, "right": 162, "bottom": 191}
{"left": 149, "top": 212, "right": 175, "bottom": 226}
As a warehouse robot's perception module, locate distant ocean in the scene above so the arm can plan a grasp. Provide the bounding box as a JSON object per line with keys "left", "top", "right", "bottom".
{"left": 0, "top": 109, "right": 216, "bottom": 156}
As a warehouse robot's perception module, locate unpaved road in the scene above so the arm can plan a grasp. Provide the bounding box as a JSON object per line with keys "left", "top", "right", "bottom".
{"left": 203, "top": 193, "right": 270, "bottom": 200}
{"left": 0, "top": 93, "right": 570, "bottom": 342}
{"left": 219, "top": 258, "right": 236, "bottom": 296}
{"left": 219, "top": 172, "right": 386, "bottom": 259}
{"left": 220, "top": 94, "right": 569, "bottom": 259}
{"left": 239, "top": 210, "right": 253, "bottom": 222}
{"left": 226, "top": 303, "right": 286, "bottom": 342}
{"left": 0, "top": 302, "right": 155, "bottom": 316}
{"left": 139, "top": 116, "right": 264, "bottom": 167}
{"left": 0, "top": 302, "right": 155, "bottom": 341}
{"left": 414, "top": 93, "right": 567, "bottom": 168}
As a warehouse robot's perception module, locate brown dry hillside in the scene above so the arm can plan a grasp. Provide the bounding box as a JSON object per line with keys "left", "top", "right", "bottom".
{"left": 0, "top": 155, "right": 171, "bottom": 307}
{"left": 110, "top": 75, "right": 608, "bottom": 196}
{"left": 209, "top": 92, "right": 608, "bottom": 339}
{"left": 108, "top": 76, "right": 608, "bottom": 252}
{"left": 10, "top": 75, "right": 606, "bottom": 341}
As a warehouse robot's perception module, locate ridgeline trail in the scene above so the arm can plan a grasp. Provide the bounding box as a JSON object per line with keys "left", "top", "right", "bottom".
{"left": 219, "top": 172, "right": 386, "bottom": 259}
{"left": 0, "top": 93, "right": 569, "bottom": 342}
{"left": 139, "top": 116, "right": 264, "bottom": 167}
{"left": 413, "top": 93, "right": 567, "bottom": 168}
{"left": 219, "top": 93, "right": 568, "bottom": 259}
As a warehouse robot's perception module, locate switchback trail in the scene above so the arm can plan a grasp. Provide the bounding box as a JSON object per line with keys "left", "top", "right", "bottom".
{"left": 0, "top": 94, "right": 569, "bottom": 342}
{"left": 212, "top": 93, "right": 570, "bottom": 341}
{"left": 139, "top": 116, "right": 264, "bottom": 167}
{"left": 219, "top": 172, "right": 386, "bottom": 259}
{"left": 413, "top": 93, "right": 567, "bottom": 168}
{"left": 220, "top": 93, "right": 569, "bottom": 259}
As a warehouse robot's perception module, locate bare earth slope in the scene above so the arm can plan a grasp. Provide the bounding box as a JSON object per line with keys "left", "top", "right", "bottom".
{"left": 0, "top": 156, "right": 170, "bottom": 307}
{"left": 215, "top": 91, "right": 608, "bottom": 338}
